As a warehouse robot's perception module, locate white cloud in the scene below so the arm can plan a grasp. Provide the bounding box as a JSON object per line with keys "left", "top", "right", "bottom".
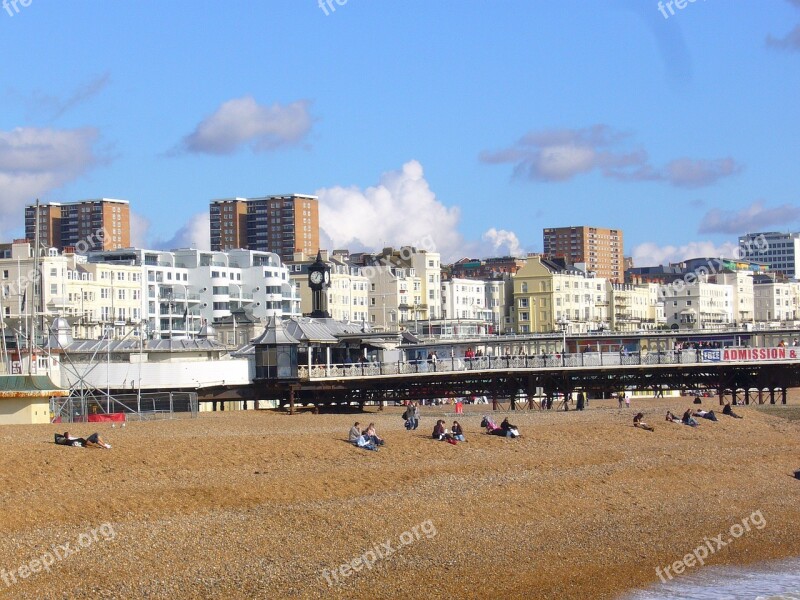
{"left": 317, "top": 160, "right": 465, "bottom": 260}
{"left": 632, "top": 240, "right": 741, "bottom": 267}
{"left": 480, "top": 125, "right": 742, "bottom": 188}
{"left": 181, "top": 96, "right": 313, "bottom": 154}
{"left": 0, "top": 126, "right": 101, "bottom": 239}
{"left": 699, "top": 200, "right": 800, "bottom": 234}
{"left": 318, "top": 161, "right": 528, "bottom": 262}
{"left": 155, "top": 212, "right": 210, "bottom": 251}
{"left": 129, "top": 211, "right": 151, "bottom": 248}
{"left": 479, "top": 228, "right": 526, "bottom": 257}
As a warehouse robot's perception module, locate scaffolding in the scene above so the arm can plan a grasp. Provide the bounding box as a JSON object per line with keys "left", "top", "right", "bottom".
{"left": 51, "top": 390, "right": 198, "bottom": 423}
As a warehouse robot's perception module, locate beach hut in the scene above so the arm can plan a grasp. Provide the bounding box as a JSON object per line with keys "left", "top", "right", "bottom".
{"left": 0, "top": 375, "right": 69, "bottom": 425}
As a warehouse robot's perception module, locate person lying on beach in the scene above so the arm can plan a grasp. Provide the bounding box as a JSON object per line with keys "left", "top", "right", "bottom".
{"left": 451, "top": 420, "right": 466, "bottom": 442}
{"left": 55, "top": 432, "right": 111, "bottom": 448}
{"left": 500, "top": 417, "right": 520, "bottom": 438}
{"left": 693, "top": 409, "right": 718, "bottom": 422}
{"left": 480, "top": 416, "right": 505, "bottom": 436}
{"left": 348, "top": 422, "right": 362, "bottom": 444}
{"left": 633, "top": 413, "right": 654, "bottom": 431}
{"left": 682, "top": 409, "right": 699, "bottom": 427}
{"left": 365, "top": 423, "right": 385, "bottom": 446}
{"left": 722, "top": 403, "right": 743, "bottom": 419}
{"left": 665, "top": 411, "right": 682, "bottom": 424}
{"left": 432, "top": 420, "right": 456, "bottom": 443}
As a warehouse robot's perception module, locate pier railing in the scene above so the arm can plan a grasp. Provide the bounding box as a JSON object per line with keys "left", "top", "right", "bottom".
{"left": 298, "top": 347, "right": 800, "bottom": 380}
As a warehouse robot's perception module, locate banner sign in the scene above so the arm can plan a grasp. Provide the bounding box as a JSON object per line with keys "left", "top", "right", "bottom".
{"left": 720, "top": 347, "right": 798, "bottom": 362}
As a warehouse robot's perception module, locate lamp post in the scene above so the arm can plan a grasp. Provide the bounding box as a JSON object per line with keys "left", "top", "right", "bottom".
{"left": 557, "top": 316, "right": 568, "bottom": 365}
{"left": 173, "top": 282, "right": 191, "bottom": 339}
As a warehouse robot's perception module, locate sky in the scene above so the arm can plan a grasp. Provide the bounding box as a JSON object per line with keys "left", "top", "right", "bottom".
{"left": 1, "top": 0, "right": 798, "bottom": 266}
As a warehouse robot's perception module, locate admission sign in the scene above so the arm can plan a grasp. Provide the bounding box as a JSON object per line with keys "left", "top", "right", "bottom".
{"left": 719, "top": 347, "right": 798, "bottom": 362}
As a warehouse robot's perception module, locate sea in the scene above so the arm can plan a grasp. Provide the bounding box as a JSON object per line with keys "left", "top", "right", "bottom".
{"left": 625, "top": 557, "right": 800, "bottom": 600}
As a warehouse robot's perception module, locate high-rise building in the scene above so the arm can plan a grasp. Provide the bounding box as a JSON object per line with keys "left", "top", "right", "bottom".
{"left": 210, "top": 194, "right": 319, "bottom": 261}
{"left": 738, "top": 231, "right": 799, "bottom": 280}
{"left": 24, "top": 199, "right": 130, "bottom": 252}
{"left": 543, "top": 225, "right": 624, "bottom": 281}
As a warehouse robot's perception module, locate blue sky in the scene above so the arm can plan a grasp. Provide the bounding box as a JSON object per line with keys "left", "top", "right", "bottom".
{"left": 1, "top": 0, "right": 798, "bottom": 265}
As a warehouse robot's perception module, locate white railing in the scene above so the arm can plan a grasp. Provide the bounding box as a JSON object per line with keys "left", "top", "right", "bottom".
{"left": 296, "top": 347, "right": 800, "bottom": 380}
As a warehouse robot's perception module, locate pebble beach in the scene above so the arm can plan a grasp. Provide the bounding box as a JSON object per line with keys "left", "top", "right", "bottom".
{"left": 1, "top": 393, "right": 799, "bottom": 599}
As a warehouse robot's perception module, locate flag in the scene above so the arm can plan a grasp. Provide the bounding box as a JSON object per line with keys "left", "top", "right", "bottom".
{"left": 183, "top": 305, "right": 188, "bottom": 320}
{"left": 20, "top": 290, "right": 26, "bottom": 312}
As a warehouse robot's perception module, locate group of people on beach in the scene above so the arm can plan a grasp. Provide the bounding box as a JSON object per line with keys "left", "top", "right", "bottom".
{"left": 432, "top": 419, "right": 465, "bottom": 444}
{"left": 480, "top": 416, "right": 520, "bottom": 438}
{"left": 349, "top": 408, "right": 523, "bottom": 451}
{"left": 348, "top": 422, "right": 385, "bottom": 451}
{"left": 636, "top": 401, "right": 743, "bottom": 431}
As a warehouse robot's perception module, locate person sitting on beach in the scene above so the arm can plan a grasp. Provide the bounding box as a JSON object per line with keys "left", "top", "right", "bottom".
{"left": 348, "top": 422, "right": 362, "bottom": 444}
{"left": 365, "top": 423, "right": 384, "bottom": 446}
{"left": 693, "top": 409, "right": 718, "bottom": 422}
{"left": 681, "top": 409, "right": 699, "bottom": 427}
{"left": 500, "top": 417, "right": 520, "bottom": 438}
{"left": 356, "top": 433, "right": 378, "bottom": 451}
{"left": 722, "top": 403, "right": 743, "bottom": 419}
{"left": 665, "top": 411, "right": 682, "bottom": 424}
{"left": 480, "top": 415, "right": 504, "bottom": 436}
{"left": 693, "top": 396, "right": 702, "bottom": 405}
{"left": 432, "top": 420, "right": 456, "bottom": 443}
{"left": 451, "top": 420, "right": 466, "bottom": 442}
{"left": 633, "top": 412, "right": 654, "bottom": 431}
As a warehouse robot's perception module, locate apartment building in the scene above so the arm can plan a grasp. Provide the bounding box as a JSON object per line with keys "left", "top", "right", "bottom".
{"left": 738, "top": 231, "right": 799, "bottom": 280}
{"left": 753, "top": 276, "right": 798, "bottom": 322}
{"left": 607, "top": 283, "right": 664, "bottom": 332}
{"left": 210, "top": 194, "right": 319, "bottom": 262}
{"left": 485, "top": 276, "right": 514, "bottom": 334}
{"left": 512, "top": 256, "right": 608, "bottom": 334}
{"left": 24, "top": 199, "right": 130, "bottom": 252}
{"left": 543, "top": 225, "right": 623, "bottom": 281}
{"left": 88, "top": 247, "right": 300, "bottom": 340}
{"left": 363, "top": 264, "right": 421, "bottom": 332}
{"left": 711, "top": 271, "right": 755, "bottom": 325}
{"left": 0, "top": 241, "right": 141, "bottom": 341}
{"left": 410, "top": 250, "right": 442, "bottom": 320}
{"left": 440, "top": 277, "right": 491, "bottom": 322}
{"left": 660, "top": 279, "right": 733, "bottom": 329}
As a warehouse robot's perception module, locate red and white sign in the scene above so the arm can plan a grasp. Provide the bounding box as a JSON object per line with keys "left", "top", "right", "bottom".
{"left": 721, "top": 347, "right": 798, "bottom": 362}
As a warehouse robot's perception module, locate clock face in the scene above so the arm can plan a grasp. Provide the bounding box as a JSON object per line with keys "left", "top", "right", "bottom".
{"left": 310, "top": 271, "right": 323, "bottom": 285}
{"left": 323, "top": 271, "right": 330, "bottom": 284}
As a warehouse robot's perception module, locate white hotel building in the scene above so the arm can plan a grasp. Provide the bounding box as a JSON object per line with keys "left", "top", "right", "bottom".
{"left": 89, "top": 247, "right": 300, "bottom": 339}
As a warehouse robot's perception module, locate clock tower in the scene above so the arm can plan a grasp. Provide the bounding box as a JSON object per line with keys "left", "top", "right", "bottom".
{"left": 308, "top": 251, "right": 331, "bottom": 318}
